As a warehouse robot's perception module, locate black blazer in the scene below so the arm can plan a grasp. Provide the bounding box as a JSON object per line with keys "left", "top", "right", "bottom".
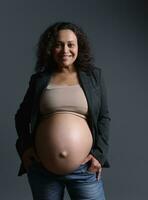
{"left": 15, "top": 66, "right": 111, "bottom": 176}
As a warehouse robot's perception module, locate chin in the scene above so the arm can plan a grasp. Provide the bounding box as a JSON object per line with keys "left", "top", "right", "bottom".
{"left": 60, "top": 63, "right": 74, "bottom": 68}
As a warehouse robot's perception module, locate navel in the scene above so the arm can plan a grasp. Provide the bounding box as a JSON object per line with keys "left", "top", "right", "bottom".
{"left": 59, "top": 151, "right": 68, "bottom": 158}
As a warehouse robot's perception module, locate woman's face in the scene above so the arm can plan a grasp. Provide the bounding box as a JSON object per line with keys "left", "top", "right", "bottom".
{"left": 52, "top": 29, "right": 78, "bottom": 70}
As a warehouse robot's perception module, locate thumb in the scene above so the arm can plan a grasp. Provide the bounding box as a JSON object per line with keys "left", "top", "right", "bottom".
{"left": 32, "top": 151, "right": 40, "bottom": 162}
{"left": 81, "top": 154, "right": 92, "bottom": 164}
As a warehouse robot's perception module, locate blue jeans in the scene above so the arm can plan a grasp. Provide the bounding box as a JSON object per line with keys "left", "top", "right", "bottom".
{"left": 27, "top": 160, "right": 106, "bottom": 200}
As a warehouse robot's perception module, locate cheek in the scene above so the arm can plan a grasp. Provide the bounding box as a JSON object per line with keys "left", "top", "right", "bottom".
{"left": 74, "top": 49, "right": 78, "bottom": 58}
{"left": 53, "top": 49, "right": 58, "bottom": 54}
{"left": 72, "top": 48, "right": 78, "bottom": 56}
{"left": 75, "top": 46, "right": 78, "bottom": 55}
{"left": 52, "top": 49, "right": 60, "bottom": 59}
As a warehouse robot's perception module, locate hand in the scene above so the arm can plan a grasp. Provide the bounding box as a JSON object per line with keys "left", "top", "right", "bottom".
{"left": 81, "top": 154, "right": 102, "bottom": 180}
{"left": 22, "top": 147, "right": 40, "bottom": 171}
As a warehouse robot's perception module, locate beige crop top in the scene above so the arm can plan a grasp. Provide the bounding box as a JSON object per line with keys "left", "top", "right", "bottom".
{"left": 39, "top": 82, "right": 88, "bottom": 119}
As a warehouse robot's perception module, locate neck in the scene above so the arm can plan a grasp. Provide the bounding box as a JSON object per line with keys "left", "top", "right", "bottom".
{"left": 56, "top": 65, "right": 77, "bottom": 74}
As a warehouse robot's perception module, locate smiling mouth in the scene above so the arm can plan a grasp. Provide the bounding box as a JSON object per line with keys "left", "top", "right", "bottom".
{"left": 61, "top": 55, "right": 72, "bottom": 60}
{"left": 62, "top": 55, "right": 71, "bottom": 57}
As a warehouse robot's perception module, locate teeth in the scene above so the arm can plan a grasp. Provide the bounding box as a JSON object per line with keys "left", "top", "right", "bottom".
{"left": 60, "top": 55, "right": 71, "bottom": 59}
{"left": 62, "top": 56, "right": 70, "bottom": 59}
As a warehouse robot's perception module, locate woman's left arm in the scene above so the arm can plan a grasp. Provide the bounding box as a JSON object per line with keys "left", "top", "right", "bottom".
{"left": 91, "top": 68, "right": 111, "bottom": 167}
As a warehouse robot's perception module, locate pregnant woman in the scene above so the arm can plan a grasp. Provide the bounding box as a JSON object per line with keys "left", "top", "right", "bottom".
{"left": 15, "top": 22, "right": 111, "bottom": 200}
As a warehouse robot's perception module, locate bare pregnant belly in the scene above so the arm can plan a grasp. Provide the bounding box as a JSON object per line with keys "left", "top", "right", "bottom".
{"left": 34, "top": 113, "right": 93, "bottom": 175}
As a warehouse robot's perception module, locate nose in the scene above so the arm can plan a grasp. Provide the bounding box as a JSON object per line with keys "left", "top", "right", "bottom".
{"left": 63, "top": 44, "right": 69, "bottom": 53}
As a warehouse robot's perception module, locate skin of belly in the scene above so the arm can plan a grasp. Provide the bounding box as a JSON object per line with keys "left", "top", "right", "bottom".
{"left": 34, "top": 113, "right": 93, "bottom": 175}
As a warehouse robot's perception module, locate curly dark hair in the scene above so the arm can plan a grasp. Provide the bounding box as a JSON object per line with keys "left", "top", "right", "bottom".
{"left": 35, "top": 21, "right": 95, "bottom": 73}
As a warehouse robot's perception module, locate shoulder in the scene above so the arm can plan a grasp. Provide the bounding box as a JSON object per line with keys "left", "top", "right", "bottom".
{"left": 91, "top": 66, "right": 102, "bottom": 74}
{"left": 30, "top": 71, "right": 43, "bottom": 79}
{"left": 89, "top": 66, "right": 103, "bottom": 84}
{"left": 29, "top": 71, "right": 47, "bottom": 82}
{"left": 27, "top": 71, "right": 44, "bottom": 88}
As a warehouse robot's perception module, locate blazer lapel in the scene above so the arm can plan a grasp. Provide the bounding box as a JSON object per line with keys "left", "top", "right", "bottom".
{"left": 78, "top": 69, "right": 100, "bottom": 120}
{"left": 30, "top": 72, "right": 51, "bottom": 133}
{"left": 77, "top": 69, "right": 100, "bottom": 145}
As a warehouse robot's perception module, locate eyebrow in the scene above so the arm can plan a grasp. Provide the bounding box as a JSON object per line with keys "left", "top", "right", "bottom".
{"left": 56, "top": 40, "right": 75, "bottom": 43}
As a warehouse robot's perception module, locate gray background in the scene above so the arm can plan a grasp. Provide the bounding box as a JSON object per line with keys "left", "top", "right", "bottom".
{"left": 0, "top": 0, "right": 147, "bottom": 199}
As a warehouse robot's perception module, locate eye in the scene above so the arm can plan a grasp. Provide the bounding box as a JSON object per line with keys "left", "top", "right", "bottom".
{"left": 68, "top": 43, "right": 75, "bottom": 48}
{"left": 54, "top": 43, "right": 61, "bottom": 48}
{"left": 54, "top": 42, "right": 63, "bottom": 48}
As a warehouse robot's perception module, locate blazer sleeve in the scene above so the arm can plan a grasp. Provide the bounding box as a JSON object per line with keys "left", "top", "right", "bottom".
{"left": 91, "top": 68, "right": 111, "bottom": 167}
{"left": 15, "top": 74, "right": 36, "bottom": 160}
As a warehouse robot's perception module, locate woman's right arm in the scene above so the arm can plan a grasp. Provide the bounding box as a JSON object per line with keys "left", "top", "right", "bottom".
{"left": 15, "top": 74, "right": 37, "bottom": 162}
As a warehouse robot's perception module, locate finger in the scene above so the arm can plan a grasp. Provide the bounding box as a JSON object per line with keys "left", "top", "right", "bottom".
{"left": 88, "top": 163, "right": 99, "bottom": 171}
{"left": 99, "top": 167, "right": 102, "bottom": 174}
{"left": 96, "top": 171, "right": 101, "bottom": 181}
{"left": 23, "top": 157, "right": 33, "bottom": 167}
{"left": 25, "top": 159, "right": 34, "bottom": 171}
{"left": 33, "top": 152, "right": 40, "bottom": 161}
{"left": 91, "top": 158, "right": 101, "bottom": 168}
{"left": 32, "top": 154, "right": 40, "bottom": 162}
{"left": 29, "top": 150, "right": 40, "bottom": 162}
{"left": 81, "top": 154, "right": 92, "bottom": 164}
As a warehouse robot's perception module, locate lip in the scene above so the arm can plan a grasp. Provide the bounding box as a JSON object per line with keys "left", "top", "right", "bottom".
{"left": 61, "top": 55, "right": 72, "bottom": 59}
{"left": 62, "top": 55, "right": 71, "bottom": 57}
